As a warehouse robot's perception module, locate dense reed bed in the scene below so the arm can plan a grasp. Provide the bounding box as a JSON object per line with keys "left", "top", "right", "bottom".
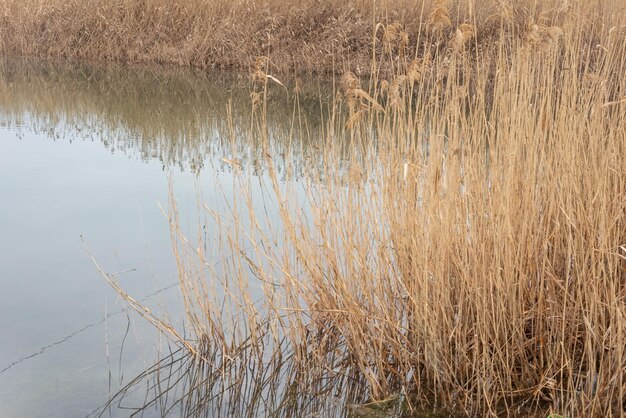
{"left": 77, "top": 1, "right": 625, "bottom": 416}
{"left": 0, "top": 0, "right": 621, "bottom": 75}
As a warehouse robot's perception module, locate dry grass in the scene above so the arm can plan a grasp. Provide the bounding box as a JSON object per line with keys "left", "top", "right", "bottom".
{"left": 0, "top": 0, "right": 622, "bottom": 76}
{"left": 41, "top": 0, "right": 625, "bottom": 416}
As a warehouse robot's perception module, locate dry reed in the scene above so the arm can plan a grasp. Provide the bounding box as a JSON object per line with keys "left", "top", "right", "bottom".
{"left": 0, "top": 0, "right": 622, "bottom": 76}
{"left": 61, "top": 0, "right": 626, "bottom": 416}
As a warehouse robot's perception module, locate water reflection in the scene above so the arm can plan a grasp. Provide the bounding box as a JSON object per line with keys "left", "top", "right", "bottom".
{"left": 0, "top": 58, "right": 335, "bottom": 417}
{"left": 0, "top": 58, "right": 328, "bottom": 174}
{"left": 98, "top": 338, "right": 373, "bottom": 417}
{"left": 97, "top": 331, "right": 446, "bottom": 417}
{"left": 0, "top": 57, "right": 388, "bottom": 417}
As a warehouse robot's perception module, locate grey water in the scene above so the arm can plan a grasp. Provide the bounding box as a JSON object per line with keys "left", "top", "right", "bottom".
{"left": 0, "top": 59, "right": 328, "bottom": 418}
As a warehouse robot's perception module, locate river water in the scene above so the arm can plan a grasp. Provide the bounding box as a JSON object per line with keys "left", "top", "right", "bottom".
{"left": 0, "top": 59, "right": 329, "bottom": 417}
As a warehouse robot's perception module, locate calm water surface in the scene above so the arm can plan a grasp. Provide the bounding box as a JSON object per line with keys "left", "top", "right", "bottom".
{"left": 0, "top": 59, "right": 326, "bottom": 417}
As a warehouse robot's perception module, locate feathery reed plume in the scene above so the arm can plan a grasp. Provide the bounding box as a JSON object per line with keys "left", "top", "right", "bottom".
{"left": 341, "top": 71, "right": 382, "bottom": 113}
{"left": 428, "top": 0, "right": 452, "bottom": 33}
{"left": 340, "top": 71, "right": 361, "bottom": 92}
{"left": 524, "top": 20, "right": 564, "bottom": 49}
{"left": 251, "top": 55, "right": 286, "bottom": 92}
{"left": 388, "top": 75, "right": 408, "bottom": 108}
{"left": 451, "top": 23, "right": 475, "bottom": 50}
{"left": 382, "top": 22, "right": 402, "bottom": 48}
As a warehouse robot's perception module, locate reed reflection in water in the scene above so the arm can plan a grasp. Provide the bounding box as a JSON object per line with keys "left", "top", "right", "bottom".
{"left": 0, "top": 58, "right": 367, "bottom": 417}
{"left": 0, "top": 58, "right": 330, "bottom": 174}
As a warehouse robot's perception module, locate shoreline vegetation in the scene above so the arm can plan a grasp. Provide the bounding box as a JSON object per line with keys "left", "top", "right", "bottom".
{"left": 0, "top": 0, "right": 622, "bottom": 75}
{"left": 2, "top": 0, "right": 625, "bottom": 416}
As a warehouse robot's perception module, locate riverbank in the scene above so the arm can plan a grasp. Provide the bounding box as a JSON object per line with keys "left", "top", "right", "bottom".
{"left": 0, "top": 0, "right": 621, "bottom": 75}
